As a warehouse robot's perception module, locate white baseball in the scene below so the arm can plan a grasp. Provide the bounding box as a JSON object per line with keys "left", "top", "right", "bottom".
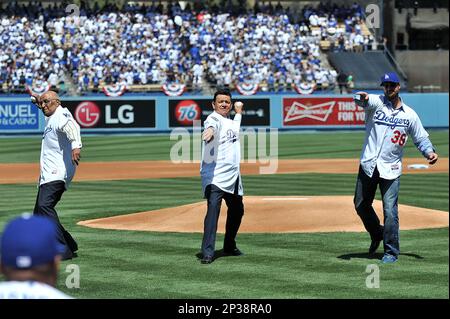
{"left": 235, "top": 101, "right": 243, "bottom": 108}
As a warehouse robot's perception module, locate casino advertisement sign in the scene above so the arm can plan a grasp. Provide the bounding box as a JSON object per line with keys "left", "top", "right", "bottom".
{"left": 282, "top": 97, "right": 365, "bottom": 127}
{"left": 169, "top": 98, "right": 270, "bottom": 127}
{"left": 0, "top": 101, "right": 39, "bottom": 130}
{"left": 63, "top": 100, "right": 156, "bottom": 129}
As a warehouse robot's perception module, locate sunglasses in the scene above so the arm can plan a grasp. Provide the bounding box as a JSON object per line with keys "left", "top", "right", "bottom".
{"left": 383, "top": 83, "right": 398, "bottom": 88}
{"left": 41, "top": 98, "right": 58, "bottom": 104}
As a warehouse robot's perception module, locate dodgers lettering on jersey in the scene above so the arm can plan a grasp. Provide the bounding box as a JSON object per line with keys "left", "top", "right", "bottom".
{"left": 373, "top": 110, "right": 410, "bottom": 128}
{"left": 358, "top": 94, "right": 434, "bottom": 179}
{"left": 40, "top": 105, "right": 82, "bottom": 188}
{"left": 200, "top": 111, "right": 244, "bottom": 196}
{"left": 0, "top": 281, "right": 72, "bottom": 299}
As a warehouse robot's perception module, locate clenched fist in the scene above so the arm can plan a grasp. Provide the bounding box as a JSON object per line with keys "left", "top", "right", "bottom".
{"left": 234, "top": 101, "right": 243, "bottom": 114}
{"left": 354, "top": 92, "right": 368, "bottom": 107}
{"left": 31, "top": 94, "right": 42, "bottom": 109}
{"left": 202, "top": 127, "right": 215, "bottom": 143}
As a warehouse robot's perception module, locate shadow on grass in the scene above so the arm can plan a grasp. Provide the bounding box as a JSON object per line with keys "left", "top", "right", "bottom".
{"left": 337, "top": 252, "right": 424, "bottom": 261}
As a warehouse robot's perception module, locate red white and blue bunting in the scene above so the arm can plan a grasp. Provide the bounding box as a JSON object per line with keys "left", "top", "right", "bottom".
{"left": 102, "top": 83, "right": 127, "bottom": 97}
{"left": 293, "top": 82, "right": 315, "bottom": 95}
{"left": 235, "top": 83, "right": 259, "bottom": 96}
{"left": 26, "top": 83, "right": 51, "bottom": 96}
{"left": 162, "top": 83, "right": 186, "bottom": 96}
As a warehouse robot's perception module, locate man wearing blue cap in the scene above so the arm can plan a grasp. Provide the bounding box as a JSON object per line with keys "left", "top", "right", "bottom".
{"left": 352, "top": 72, "right": 438, "bottom": 264}
{"left": 0, "top": 215, "right": 72, "bottom": 299}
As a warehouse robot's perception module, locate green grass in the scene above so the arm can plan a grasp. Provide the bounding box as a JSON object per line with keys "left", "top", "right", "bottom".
{"left": 0, "top": 173, "right": 448, "bottom": 298}
{"left": 51, "top": 228, "right": 448, "bottom": 299}
{"left": 0, "top": 132, "right": 448, "bottom": 299}
{"left": 0, "top": 130, "right": 448, "bottom": 162}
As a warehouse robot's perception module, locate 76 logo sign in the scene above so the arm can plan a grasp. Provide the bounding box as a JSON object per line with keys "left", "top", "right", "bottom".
{"left": 391, "top": 130, "right": 407, "bottom": 146}
{"left": 174, "top": 100, "right": 202, "bottom": 125}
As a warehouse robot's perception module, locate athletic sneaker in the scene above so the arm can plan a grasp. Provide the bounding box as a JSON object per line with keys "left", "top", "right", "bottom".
{"left": 381, "top": 254, "right": 398, "bottom": 264}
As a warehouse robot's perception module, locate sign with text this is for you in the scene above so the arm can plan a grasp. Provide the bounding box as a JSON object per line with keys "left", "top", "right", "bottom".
{"left": 283, "top": 97, "right": 365, "bottom": 127}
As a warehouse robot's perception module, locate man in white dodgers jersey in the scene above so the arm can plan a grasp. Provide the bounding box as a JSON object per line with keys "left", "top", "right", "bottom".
{"left": 0, "top": 214, "right": 72, "bottom": 299}
{"left": 353, "top": 72, "right": 438, "bottom": 264}
{"left": 199, "top": 89, "right": 245, "bottom": 264}
{"left": 31, "top": 91, "right": 82, "bottom": 261}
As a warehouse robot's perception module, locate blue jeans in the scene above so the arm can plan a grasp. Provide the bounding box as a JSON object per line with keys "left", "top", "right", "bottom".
{"left": 354, "top": 166, "right": 400, "bottom": 257}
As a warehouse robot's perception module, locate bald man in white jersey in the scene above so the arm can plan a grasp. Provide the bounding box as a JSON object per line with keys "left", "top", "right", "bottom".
{"left": 353, "top": 72, "right": 438, "bottom": 264}
{"left": 31, "top": 91, "right": 82, "bottom": 261}
{"left": 200, "top": 89, "right": 245, "bottom": 264}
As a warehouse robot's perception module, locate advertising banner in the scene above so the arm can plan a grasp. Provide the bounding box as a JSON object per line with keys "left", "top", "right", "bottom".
{"left": 283, "top": 97, "right": 365, "bottom": 127}
{"left": 63, "top": 100, "right": 156, "bottom": 128}
{"left": 0, "top": 102, "right": 39, "bottom": 130}
{"left": 169, "top": 98, "right": 270, "bottom": 127}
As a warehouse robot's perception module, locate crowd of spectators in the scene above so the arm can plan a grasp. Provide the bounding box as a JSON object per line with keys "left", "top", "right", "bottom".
{"left": 301, "top": 2, "right": 378, "bottom": 52}
{"left": 0, "top": 1, "right": 377, "bottom": 94}
{"left": 0, "top": 14, "right": 64, "bottom": 93}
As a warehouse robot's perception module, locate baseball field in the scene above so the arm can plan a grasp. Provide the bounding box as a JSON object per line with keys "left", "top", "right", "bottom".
{"left": 0, "top": 130, "right": 448, "bottom": 299}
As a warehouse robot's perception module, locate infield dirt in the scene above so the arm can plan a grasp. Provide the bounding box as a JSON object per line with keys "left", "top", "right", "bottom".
{"left": 2, "top": 158, "right": 447, "bottom": 233}
{"left": 78, "top": 195, "right": 449, "bottom": 233}
{"left": 0, "top": 158, "right": 447, "bottom": 184}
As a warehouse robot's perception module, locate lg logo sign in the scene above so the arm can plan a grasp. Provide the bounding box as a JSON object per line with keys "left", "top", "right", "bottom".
{"left": 74, "top": 102, "right": 135, "bottom": 127}
{"left": 75, "top": 102, "right": 100, "bottom": 127}
{"left": 67, "top": 99, "right": 155, "bottom": 129}
{"left": 105, "top": 104, "right": 134, "bottom": 124}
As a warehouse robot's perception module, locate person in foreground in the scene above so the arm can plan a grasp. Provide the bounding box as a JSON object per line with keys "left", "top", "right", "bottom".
{"left": 353, "top": 72, "right": 438, "bottom": 264}
{"left": 199, "top": 89, "right": 245, "bottom": 264}
{"left": 0, "top": 214, "right": 72, "bottom": 299}
{"left": 31, "top": 90, "right": 82, "bottom": 260}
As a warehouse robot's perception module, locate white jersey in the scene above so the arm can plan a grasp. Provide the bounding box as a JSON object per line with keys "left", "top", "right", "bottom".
{"left": 40, "top": 105, "right": 82, "bottom": 188}
{"left": 0, "top": 281, "right": 72, "bottom": 299}
{"left": 200, "top": 111, "right": 243, "bottom": 196}
{"left": 357, "top": 94, "right": 434, "bottom": 179}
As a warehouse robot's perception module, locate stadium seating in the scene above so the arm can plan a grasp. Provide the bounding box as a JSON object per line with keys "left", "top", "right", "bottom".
{"left": 0, "top": 1, "right": 393, "bottom": 95}
{"left": 328, "top": 51, "right": 408, "bottom": 90}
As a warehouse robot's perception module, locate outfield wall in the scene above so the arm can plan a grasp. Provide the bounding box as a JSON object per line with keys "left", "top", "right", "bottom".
{"left": 0, "top": 93, "right": 448, "bottom": 134}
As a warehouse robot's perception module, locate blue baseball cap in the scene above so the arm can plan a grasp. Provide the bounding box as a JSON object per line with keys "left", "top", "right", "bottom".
{"left": 0, "top": 214, "right": 65, "bottom": 269}
{"left": 380, "top": 72, "right": 400, "bottom": 86}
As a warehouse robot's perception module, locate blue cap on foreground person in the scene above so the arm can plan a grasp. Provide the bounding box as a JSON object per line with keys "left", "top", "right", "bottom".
{"left": 0, "top": 214, "right": 72, "bottom": 299}
{"left": 380, "top": 72, "right": 400, "bottom": 85}
{"left": 1, "top": 214, "right": 65, "bottom": 269}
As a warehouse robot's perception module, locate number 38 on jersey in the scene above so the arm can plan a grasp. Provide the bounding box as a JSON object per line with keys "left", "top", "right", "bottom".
{"left": 391, "top": 130, "right": 407, "bottom": 146}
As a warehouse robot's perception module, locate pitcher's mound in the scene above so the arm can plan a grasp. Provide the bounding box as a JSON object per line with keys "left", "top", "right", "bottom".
{"left": 77, "top": 196, "right": 448, "bottom": 233}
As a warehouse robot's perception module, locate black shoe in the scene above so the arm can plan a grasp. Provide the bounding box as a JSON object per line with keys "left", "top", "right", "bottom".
{"left": 201, "top": 255, "right": 213, "bottom": 264}
{"left": 61, "top": 252, "right": 74, "bottom": 261}
{"left": 63, "top": 230, "right": 78, "bottom": 253}
{"left": 61, "top": 245, "right": 76, "bottom": 261}
{"left": 369, "top": 239, "right": 382, "bottom": 255}
{"left": 224, "top": 248, "right": 243, "bottom": 256}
